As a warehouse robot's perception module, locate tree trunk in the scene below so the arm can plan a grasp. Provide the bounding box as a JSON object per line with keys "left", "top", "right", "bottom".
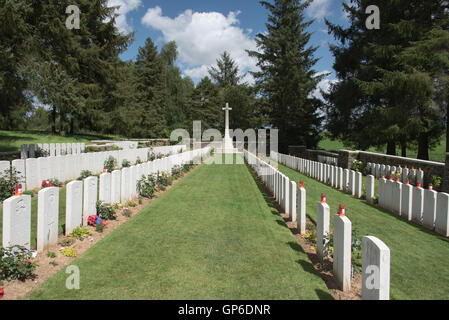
{"left": 70, "top": 116, "right": 75, "bottom": 135}
{"left": 446, "top": 104, "right": 449, "bottom": 153}
{"left": 401, "top": 139, "right": 407, "bottom": 158}
{"left": 417, "top": 133, "right": 429, "bottom": 160}
{"left": 386, "top": 141, "right": 396, "bottom": 155}
{"left": 51, "top": 106, "right": 56, "bottom": 134}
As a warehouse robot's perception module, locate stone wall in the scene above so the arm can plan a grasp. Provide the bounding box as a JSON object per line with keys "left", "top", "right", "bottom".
{"left": 357, "top": 151, "right": 444, "bottom": 187}
{"left": 288, "top": 145, "right": 446, "bottom": 189}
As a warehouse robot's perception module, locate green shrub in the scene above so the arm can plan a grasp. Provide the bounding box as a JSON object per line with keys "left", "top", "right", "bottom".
{"left": 77, "top": 170, "right": 93, "bottom": 181}
{"left": 61, "top": 248, "right": 76, "bottom": 257}
{"left": 137, "top": 174, "right": 157, "bottom": 199}
{"left": 58, "top": 237, "right": 75, "bottom": 247}
{"left": 125, "top": 201, "right": 137, "bottom": 208}
{"left": 351, "top": 160, "right": 365, "bottom": 173}
{"left": 0, "top": 168, "right": 22, "bottom": 203}
{"left": 48, "top": 178, "right": 63, "bottom": 187}
{"left": 123, "top": 208, "right": 131, "bottom": 217}
{"left": 171, "top": 165, "right": 183, "bottom": 180}
{"left": 136, "top": 157, "right": 142, "bottom": 165}
{"left": 351, "top": 229, "right": 363, "bottom": 273}
{"left": 96, "top": 201, "right": 117, "bottom": 220}
{"left": 432, "top": 175, "right": 442, "bottom": 189}
{"left": 69, "top": 227, "right": 92, "bottom": 240}
{"left": 0, "top": 246, "right": 37, "bottom": 282}
{"left": 157, "top": 170, "right": 172, "bottom": 188}
{"left": 47, "top": 251, "right": 56, "bottom": 258}
{"left": 96, "top": 223, "right": 105, "bottom": 233}
{"left": 122, "top": 159, "right": 130, "bottom": 168}
{"left": 104, "top": 156, "right": 117, "bottom": 172}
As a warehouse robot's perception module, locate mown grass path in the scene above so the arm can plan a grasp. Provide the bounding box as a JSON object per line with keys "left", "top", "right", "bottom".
{"left": 27, "top": 161, "right": 331, "bottom": 300}
{"left": 277, "top": 163, "right": 449, "bottom": 300}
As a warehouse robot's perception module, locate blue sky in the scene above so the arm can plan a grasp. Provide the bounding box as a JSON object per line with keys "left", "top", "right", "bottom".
{"left": 108, "top": 0, "right": 350, "bottom": 93}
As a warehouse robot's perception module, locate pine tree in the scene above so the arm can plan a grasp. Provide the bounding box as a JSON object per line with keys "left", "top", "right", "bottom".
{"left": 134, "top": 38, "right": 168, "bottom": 138}
{"left": 160, "top": 41, "right": 195, "bottom": 132}
{"left": 247, "top": 0, "right": 324, "bottom": 152}
{"left": 325, "top": 0, "right": 449, "bottom": 158}
{"left": 208, "top": 51, "right": 242, "bottom": 88}
{"left": 189, "top": 77, "right": 222, "bottom": 133}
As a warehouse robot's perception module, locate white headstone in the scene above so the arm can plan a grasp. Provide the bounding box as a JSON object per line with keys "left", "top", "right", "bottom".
{"left": 99, "top": 173, "right": 112, "bottom": 204}
{"left": 83, "top": 176, "right": 98, "bottom": 225}
{"left": 412, "top": 186, "right": 424, "bottom": 223}
{"left": 25, "top": 158, "right": 39, "bottom": 190}
{"left": 362, "top": 236, "right": 390, "bottom": 300}
{"left": 121, "top": 168, "right": 130, "bottom": 204}
{"left": 297, "top": 183, "right": 307, "bottom": 235}
{"left": 111, "top": 170, "right": 121, "bottom": 205}
{"left": 49, "top": 144, "right": 56, "bottom": 156}
{"left": 12, "top": 159, "right": 26, "bottom": 186}
{"left": 343, "top": 169, "right": 350, "bottom": 193}
{"left": 392, "top": 180, "right": 402, "bottom": 215}
{"left": 284, "top": 176, "right": 290, "bottom": 215}
{"left": 423, "top": 188, "right": 437, "bottom": 230}
{"left": 349, "top": 171, "right": 356, "bottom": 196}
{"left": 37, "top": 187, "right": 59, "bottom": 252}
{"left": 378, "top": 178, "right": 386, "bottom": 208}
{"left": 366, "top": 175, "right": 375, "bottom": 204}
{"left": 334, "top": 214, "right": 352, "bottom": 292}
{"left": 401, "top": 183, "right": 413, "bottom": 221}
{"left": 355, "top": 172, "right": 363, "bottom": 199}
{"left": 66, "top": 180, "right": 83, "bottom": 235}
{"left": 2, "top": 195, "right": 31, "bottom": 250}
{"left": 316, "top": 200, "right": 330, "bottom": 261}
{"left": 289, "top": 181, "right": 297, "bottom": 222}
{"left": 435, "top": 192, "right": 449, "bottom": 237}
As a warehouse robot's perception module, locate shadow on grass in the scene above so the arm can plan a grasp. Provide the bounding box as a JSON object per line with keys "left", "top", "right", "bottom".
{"left": 275, "top": 219, "right": 289, "bottom": 229}
{"left": 315, "top": 289, "right": 334, "bottom": 300}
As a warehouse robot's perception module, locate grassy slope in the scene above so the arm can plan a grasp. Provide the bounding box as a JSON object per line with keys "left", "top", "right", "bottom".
{"left": 277, "top": 163, "right": 449, "bottom": 300}
{"left": 0, "top": 130, "right": 124, "bottom": 152}
{"left": 319, "top": 136, "right": 446, "bottom": 163}
{"left": 0, "top": 188, "right": 67, "bottom": 249}
{"left": 27, "top": 160, "right": 331, "bottom": 300}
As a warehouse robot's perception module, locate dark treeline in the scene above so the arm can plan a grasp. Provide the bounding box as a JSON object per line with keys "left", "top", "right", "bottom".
{"left": 1, "top": 0, "right": 448, "bottom": 158}
{"left": 325, "top": 0, "right": 449, "bottom": 159}
{"left": 0, "top": 1, "right": 263, "bottom": 139}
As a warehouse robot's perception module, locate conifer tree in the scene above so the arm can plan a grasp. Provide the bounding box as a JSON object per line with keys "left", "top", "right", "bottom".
{"left": 134, "top": 38, "right": 168, "bottom": 138}
{"left": 325, "top": 0, "right": 449, "bottom": 158}
{"left": 247, "top": 0, "right": 324, "bottom": 152}
{"left": 208, "top": 51, "right": 242, "bottom": 88}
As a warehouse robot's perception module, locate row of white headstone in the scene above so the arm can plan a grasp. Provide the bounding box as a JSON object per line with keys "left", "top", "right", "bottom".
{"left": 366, "top": 162, "right": 424, "bottom": 186}
{"left": 272, "top": 151, "right": 449, "bottom": 238}
{"left": 272, "top": 152, "right": 364, "bottom": 199}
{"left": 36, "top": 143, "right": 86, "bottom": 157}
{"left": 370, "top": 176, "right": 449, "bottom": 236}
{"left": 2, "top": 146, "right": 211, "bottom": 253}
{"left": 0, "top": 145, "right": 187, "bottom": 191}
{"left": 245, "top": 151, "right": 391, "bottom": 300}
{"left": 315, "top": 200, "right": 390, "bottom": 300}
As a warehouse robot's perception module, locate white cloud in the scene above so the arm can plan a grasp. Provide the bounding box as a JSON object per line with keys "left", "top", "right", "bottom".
{"left": 309, "top": 71, "right": 338, "bottom": 101}
{"left": 306, "top": 0, "right": 332, "bottom": 19}
{"left": 107, "top": 0, "right": 142, "bottom": 33}
{"left": 141, "top": 6, "right": 259, "bottom": 83}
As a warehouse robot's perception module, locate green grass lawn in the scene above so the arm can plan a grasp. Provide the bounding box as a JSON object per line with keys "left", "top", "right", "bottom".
{"left": 276, "top": 163, "right": 449, "bottom": 300}
{"left": 27, "top": 159, "right": 332, "bottom": 300}
{"left": 0, "top": 187, "right": 67, "bottom": 249}
{"left": 0, "top": 130, "right": 124, "bottom": 153}
{"left": 319, "top": 136, "right": 446, "bottom": 163}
